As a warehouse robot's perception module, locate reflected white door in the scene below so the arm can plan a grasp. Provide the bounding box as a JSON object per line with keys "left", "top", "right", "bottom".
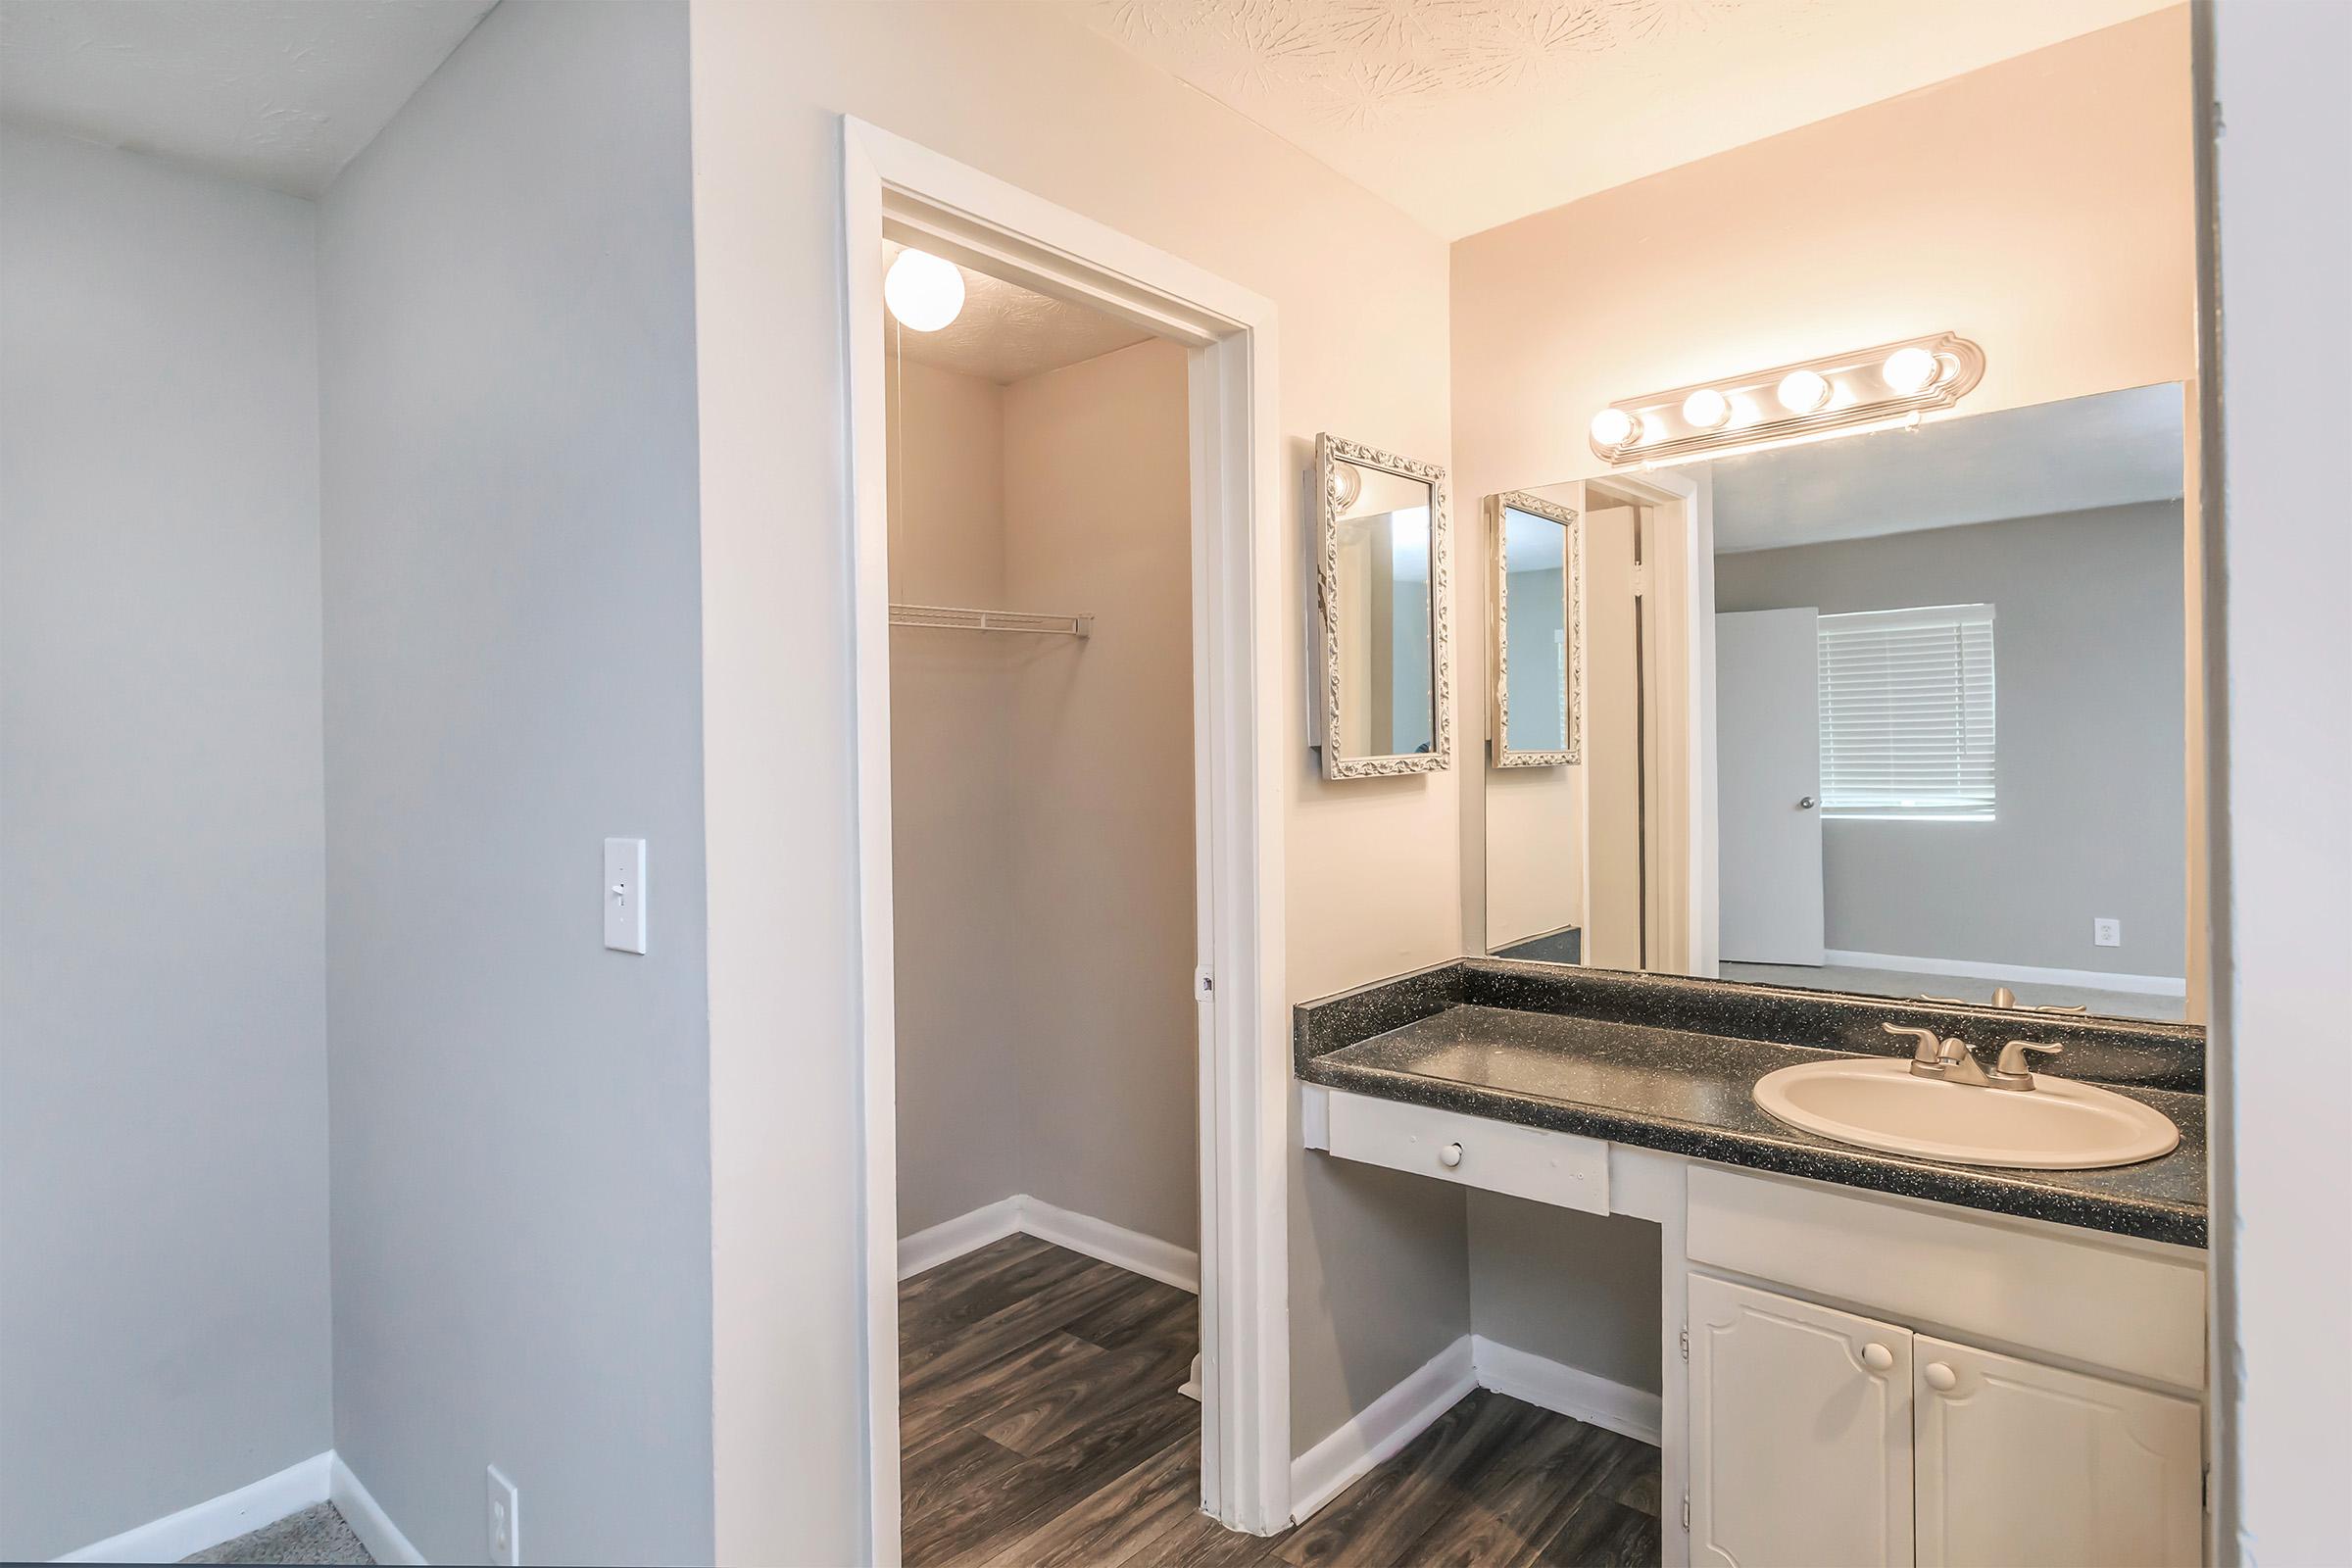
{"left": 1715, "top": 609, "right": 1824, "bottom": 964}
{"left": 1913, "top": 1336, "right": 2203, "bottom": 1568}
{"left": 1689, "top": 1274, "right": 1914, "bottom": 1568}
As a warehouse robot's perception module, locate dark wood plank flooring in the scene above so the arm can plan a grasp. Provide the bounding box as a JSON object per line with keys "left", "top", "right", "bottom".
{"left": 902, "top": 1235, "right": 1661, "bottom": 1567}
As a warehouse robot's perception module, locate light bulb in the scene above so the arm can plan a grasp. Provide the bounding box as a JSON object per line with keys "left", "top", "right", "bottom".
{"left": 885, "top": 249, "right": 965, "bottom": 332}
{"left": 1776, "top": 368, "right": 1831, "bottom": 414}
{"left": 1590, "top": 408, "right": 1639, "bottom": 448}
{"left": 1682, "top": 388, "right": 1730, "bottom": 430}
{"left": 1331, "top": 463, "right": 1362, "bottom": 510}
{"left": 1882, "top": 346, "right": 1942, "bottom": 395}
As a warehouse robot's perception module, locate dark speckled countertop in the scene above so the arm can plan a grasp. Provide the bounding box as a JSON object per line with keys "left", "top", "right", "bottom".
{"left": 1296, "top": 959, "right": 2208, "bottom": 1249}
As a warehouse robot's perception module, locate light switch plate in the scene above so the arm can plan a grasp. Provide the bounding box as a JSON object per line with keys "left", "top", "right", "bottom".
{"left": 485, "top": 1464, "right": 519, "bottom": 1566}
{"left": 605, "top": 838, "right": 648, "bottom": 954}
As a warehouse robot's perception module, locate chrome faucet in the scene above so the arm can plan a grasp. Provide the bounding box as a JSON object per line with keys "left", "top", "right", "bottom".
{"left": 1884, "top": 1022, "right": 2064, "bottom": 1092}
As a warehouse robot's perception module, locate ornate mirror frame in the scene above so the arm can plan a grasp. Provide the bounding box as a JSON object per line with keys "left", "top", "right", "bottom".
{"left": 1312, "top": 432, "right": 1452, "bottom": 780}
{"left": 1488, "top": 491, "right": 1582, "bottom": 767}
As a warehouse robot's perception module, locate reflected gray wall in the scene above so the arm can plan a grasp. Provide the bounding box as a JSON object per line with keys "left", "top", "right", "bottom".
{"left": 0, "top": 126, "right": 330, "bottom": 1561}
{"left": 1715, "top": 501, "right": 2185, "bottom": 977}
{"left": 318, "top": 5, "right": 712, "bottom": 1561}
{"left": 1505, "top": 566, "right": 1567, "bottom": 752}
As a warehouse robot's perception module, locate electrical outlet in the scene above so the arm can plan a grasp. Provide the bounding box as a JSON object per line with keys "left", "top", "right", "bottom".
{"left": 2093, "top": 917, "right": 2122, "bottom": 948}
{"left": 486, "top": 1465, "right": 519, "bottom": 1566}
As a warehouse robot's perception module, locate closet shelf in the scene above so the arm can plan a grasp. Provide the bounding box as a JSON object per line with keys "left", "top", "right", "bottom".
{"left": 888, "top": 603, "right": 1093, "bottom": 638}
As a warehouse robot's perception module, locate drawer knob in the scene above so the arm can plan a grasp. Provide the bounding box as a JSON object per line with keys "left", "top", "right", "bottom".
{"left": 1924, "top": 1361, "right": 1958, "bottom": 1393}
{"left": 1861, "top": 1344, "right": 1893, "bottom": 1373}
{"left": 1438, "top": 1142, "right": 1464, "bottom": 1168}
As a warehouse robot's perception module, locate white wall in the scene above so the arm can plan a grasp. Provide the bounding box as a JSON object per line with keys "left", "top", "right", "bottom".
{"left": 317, "top": 5, "right": 713, "bottom": 1562}
{"left": 2208, "top": 1, "right": 2352, "bottom": 1559}
{"left": 689, "top": 5, "right": 1470, "bottom": 1553}
{"left": 1715, "top": 503, "right": 2187, "bottom": 978}
{"left": 0, "top": 126, "right": 331, "bottom": 1561}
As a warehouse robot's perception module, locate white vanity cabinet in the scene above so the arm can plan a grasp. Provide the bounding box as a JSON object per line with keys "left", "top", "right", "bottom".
{"left": 1689, "top": 1274, "right": 2203, "bottom": 1568}
{"left": 1688, "top": 1275, "right": 1915, "bottom": 1568}
{"left": 1911, "top": 1335, "right": 2202, "bottom": 1568}
{"left": 1298, "top": 1085, "right": 2211, "bottom": 1568}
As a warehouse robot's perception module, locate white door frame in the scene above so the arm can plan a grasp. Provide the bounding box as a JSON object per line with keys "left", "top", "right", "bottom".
{"left": 840, "top": 117, "right": 1293, "bottom": 1560}
{"left": 1567, "top": 469, "right": 1717, "bottom": 976}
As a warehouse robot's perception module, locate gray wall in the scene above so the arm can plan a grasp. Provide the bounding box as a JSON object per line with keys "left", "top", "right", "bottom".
{"left": 317, "top": 5, "right": 712, "bottom": 1563}
{"left": 0, "top": 127, "right": 332, "bottom": 1559}
{"left": 1002, "top": 340, "right": 1200, "bottom": 1250}
{"left": 1716, "top": 502, "right": 2186, "bottom": 978}
{"left": 1466, "top": 1194, "right": 1660, "bottom": 1396}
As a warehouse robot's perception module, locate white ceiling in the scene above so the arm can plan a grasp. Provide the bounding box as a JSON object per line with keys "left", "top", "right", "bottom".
{"left": 884, "top": 239, "right": 1155, "bottom": 385}
{"left": 1075, "top": 0, "right": 2177, "bottom": 240}
{"left": 0, "top": 0, "right": 493, "bottom": 197}
{"left": 1708, "top": 383, "right": 2185, "bottom": 555}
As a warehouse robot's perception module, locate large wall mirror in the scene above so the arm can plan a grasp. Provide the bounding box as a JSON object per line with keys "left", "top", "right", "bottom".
{"left": 1313, "top": 433, "right": 1451, "bottom": 779}
{"left": 1482, "top": 383, "right": 2196, "bottom": 1023}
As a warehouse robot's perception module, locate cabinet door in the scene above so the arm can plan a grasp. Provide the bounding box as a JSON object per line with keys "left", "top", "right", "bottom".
{"left": 1913, "top": 1336, "right": 2202, "bottom": 1568}
{"left": 1689, "top": 1273, "right": 1914, "bottom": 1568}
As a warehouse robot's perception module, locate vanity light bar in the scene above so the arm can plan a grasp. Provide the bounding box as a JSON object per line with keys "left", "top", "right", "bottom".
{"left": 1587, "top": 331, "right": 1985, "bottom": 467}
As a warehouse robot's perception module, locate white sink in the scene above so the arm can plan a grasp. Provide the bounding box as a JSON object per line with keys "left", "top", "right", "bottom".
{"left": 1752, "top": 1056, "right": 2180, "bottom": 1169}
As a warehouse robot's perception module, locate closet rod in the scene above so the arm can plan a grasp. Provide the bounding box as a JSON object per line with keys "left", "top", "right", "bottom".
{"left": 888, "top": 603, "right": 1093, "bottom": 638}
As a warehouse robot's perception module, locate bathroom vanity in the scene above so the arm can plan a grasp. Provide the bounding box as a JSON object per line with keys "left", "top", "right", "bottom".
{"left": 1298, "top": 958, "right": 2208, "bottom": 1568}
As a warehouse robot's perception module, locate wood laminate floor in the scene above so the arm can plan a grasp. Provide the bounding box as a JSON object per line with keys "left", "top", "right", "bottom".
{"left": 901, "top": 1235, "right": 1662, "bottom": 1567}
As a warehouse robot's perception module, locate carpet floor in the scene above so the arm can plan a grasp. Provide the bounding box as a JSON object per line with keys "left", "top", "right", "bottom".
{"left": 182, "top": 1501, "right": 372, "bottom": 1564}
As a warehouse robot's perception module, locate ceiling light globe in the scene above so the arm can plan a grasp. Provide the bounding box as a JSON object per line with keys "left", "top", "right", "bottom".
{"left": 1590, "top": 408, "right": 1638, "bottom": 448}
{"left": 1882, "top": 346, "right": 1942, "bottom": 396}
{"left": 1681, "top": 388, "right": 1731, "bottom": 430}
{"left": 885, "top": 249, "right": 965, "bottom": 332}
{"left": 1776, "top": 368, "right": 1831, "bottom": 414}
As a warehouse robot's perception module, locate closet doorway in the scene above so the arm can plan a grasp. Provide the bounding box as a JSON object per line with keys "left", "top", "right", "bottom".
{"left": 842, "top": 120, "right": 1291, "bottom": 1559}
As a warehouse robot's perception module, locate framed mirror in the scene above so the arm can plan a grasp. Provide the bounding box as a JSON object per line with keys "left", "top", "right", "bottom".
{"left": 1489, "top": 492, "right": 1581, "bottom": 766}
{"left": 1481, "top": 384, "right": 2199, "bottom": 1026}
{"left": 1312, "top": 433, "right": 1450, "bottom": 780}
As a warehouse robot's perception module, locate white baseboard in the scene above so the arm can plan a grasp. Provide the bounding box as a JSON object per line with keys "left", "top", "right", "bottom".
{"left": 330, "top": 1453, "right": 425, "bottom": 1566}
{"left": 897, "top": 1194, "right": 1200, "bottom": 1294}
{"left": 58, "top": 1451, "right": 332, "bottom": 1563}
{"left": 898, "top": 1196, "right": 1026, "bottom": 1281}
{"left": 1015, "top": 1196, "right": 1200, "bottom": 1293}
{"left": 1471, "top": 1336, "right": 1663, "bottom": 1446}
{"left": 1289, "top": 1335, "right": 1477, "bottom": 1526}
{"left": 1820, "top": 949, "right": 2187, "bottom": 998}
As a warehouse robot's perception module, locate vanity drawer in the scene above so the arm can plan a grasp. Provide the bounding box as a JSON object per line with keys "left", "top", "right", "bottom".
{"left": 1687, "top": 1164, "right": 2206, "bottom": 1390}
{"left": 1322, "top": 1089, "right": 1610, "bottom": 1214}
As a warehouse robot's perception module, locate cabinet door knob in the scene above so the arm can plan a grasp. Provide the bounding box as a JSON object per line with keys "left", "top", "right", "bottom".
{"left": 1861, "top": 1344, "right": 1893, "bottom": 1372}
{"left": 1438, "top": 1142, "right": 1464, "bottom": 1168}
{"left": 1924, "top": 1361, "right": 1959, "bottom": 1392}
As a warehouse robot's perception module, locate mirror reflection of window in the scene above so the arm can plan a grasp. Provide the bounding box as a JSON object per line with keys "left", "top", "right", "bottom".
{"left": 1333, "top": 458, "right": 1437, "bottom": 760}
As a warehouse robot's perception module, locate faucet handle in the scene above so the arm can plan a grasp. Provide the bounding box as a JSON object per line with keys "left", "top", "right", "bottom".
{"left": 1991, "top": 1040, "right": 2064, "bottom": 1086}
{"left": 1883, "top": 1022, "right": 1943, "bottom": 1063}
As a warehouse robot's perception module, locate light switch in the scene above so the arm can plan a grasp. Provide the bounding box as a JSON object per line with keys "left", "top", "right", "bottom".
{"left": 605, "top": 838, "right": 648, "bottom": 954}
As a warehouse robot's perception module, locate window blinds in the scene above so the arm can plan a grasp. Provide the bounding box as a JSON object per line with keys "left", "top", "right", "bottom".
{"left": 1817, "top": 603, "right": 1995, "bottom": 819}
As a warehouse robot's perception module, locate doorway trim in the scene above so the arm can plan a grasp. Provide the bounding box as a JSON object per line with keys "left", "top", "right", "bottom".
{"left": 1573, "top": 469, "right": 1717, "bottom": 975}
{"left": 840, "top": 116, "right": 1293, "bottom": 1559}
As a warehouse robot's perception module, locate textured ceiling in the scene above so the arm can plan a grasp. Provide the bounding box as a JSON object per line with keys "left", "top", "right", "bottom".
{"left": 1075, "top": 0, "right": 2179, "bottom": 238}
{"left": 0, "top": 0, "right": 493, "bottom": 197}
{"left": 883, "top": 239, "right": 1155, "bottom": 385}
{"left": 1708, "top": 383, "right": 2185, "bottom": 554}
